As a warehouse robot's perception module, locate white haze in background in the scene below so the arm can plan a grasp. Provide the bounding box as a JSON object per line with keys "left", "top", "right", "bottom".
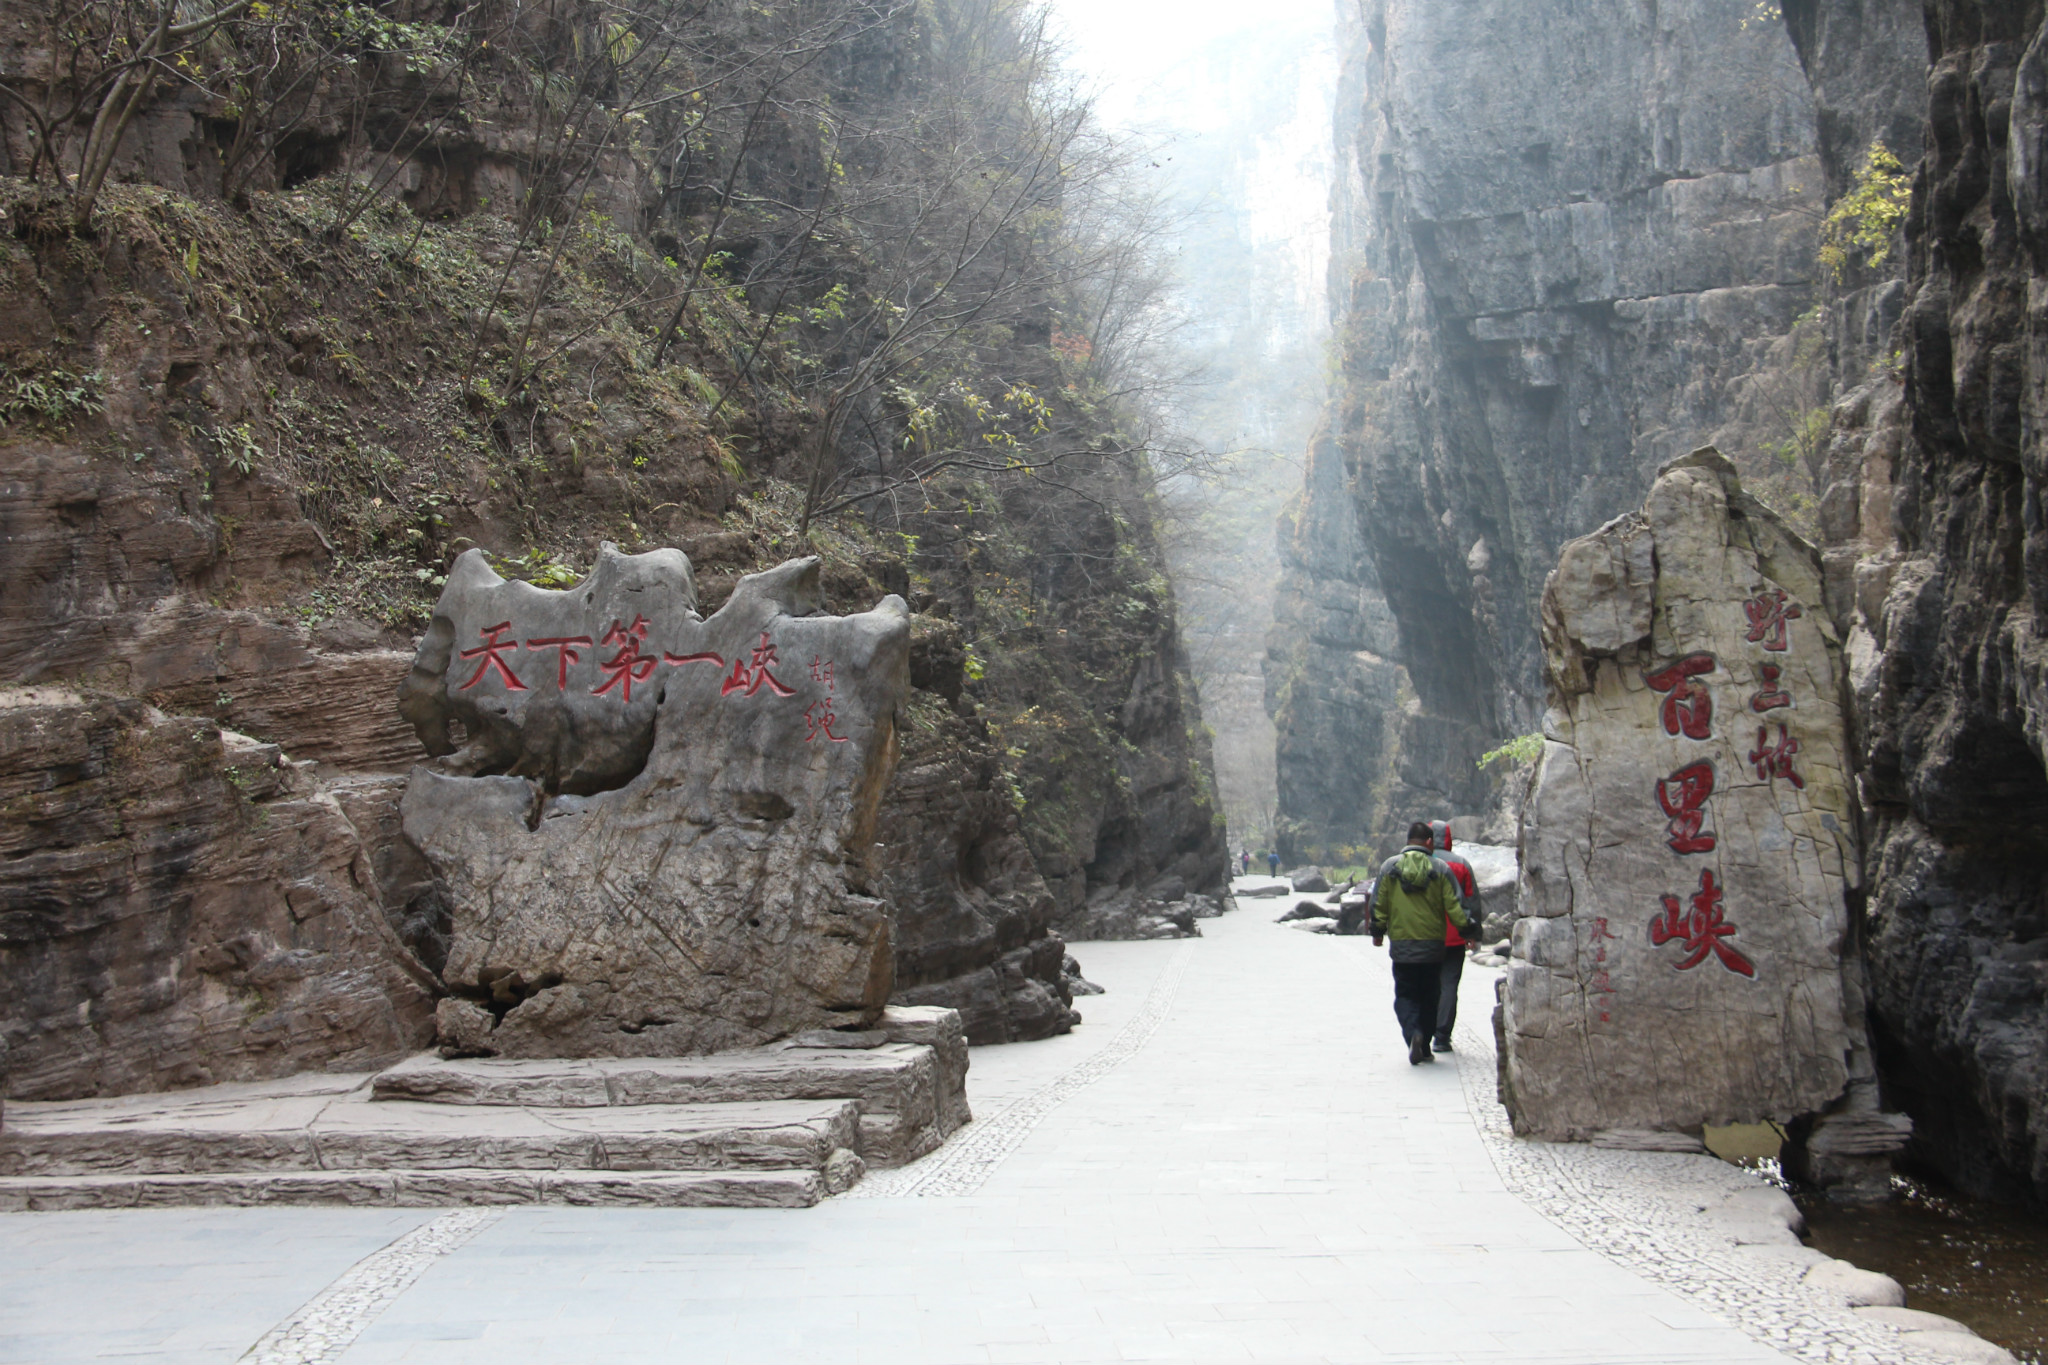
{"left": 1046, "top": 0, "right": 1331, "bottom": 329}
{"left": 1043, "top": 0, "right": 1336, "bottom": 853}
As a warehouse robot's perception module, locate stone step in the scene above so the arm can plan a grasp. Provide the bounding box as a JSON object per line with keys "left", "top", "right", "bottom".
{"left": 373, "top": 1040, "right": 968, "bottom": 1167}
{"left": 0, "top": 1166, "right": 827, "bottom": 1211}
{"left": 0, "top": 1084, "right": 859, "bottom": 1177}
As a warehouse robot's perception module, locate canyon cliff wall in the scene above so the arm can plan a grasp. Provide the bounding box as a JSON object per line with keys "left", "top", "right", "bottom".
{"left": 0, "top": 0, "right": 1224, "bottom": 1096}
{"left": 1802, "top": 0, "right": 2048, "bottom": 1208}
{"left": 1288, "top": 0, "right": 2048, "bottom": 1204}
{"left": 1271, "top": 0, "right": 1832, "bottom": 860}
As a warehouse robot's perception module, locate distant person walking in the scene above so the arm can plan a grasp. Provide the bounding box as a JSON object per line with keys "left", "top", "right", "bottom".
{"left": 1428, "top": 820, "right": 1483, "bottom": 1054}
{"left": 1240, "top": 849, "right": 1252, "bottom": 876}
{"left": 1371, "top": 821, "right": 1477, "bottom": 1065}
{"left": 1267, "top": 850, "right": 1280, "bottom": 877}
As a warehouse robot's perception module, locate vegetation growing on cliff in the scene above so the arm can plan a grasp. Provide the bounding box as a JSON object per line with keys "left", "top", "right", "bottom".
{"left": 1819, "top": 141, "right": 1912, "bottom": 280}
{"left": 0, "top": 0, "right": 1225, "bottom": 939}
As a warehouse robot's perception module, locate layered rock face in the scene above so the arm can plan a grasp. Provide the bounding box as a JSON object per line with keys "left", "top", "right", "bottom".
{"left": 1270, "top": 0, "right": 1827, "bottom": 858}
{"left": 1506, "top": 450, "right": 1863, "bottom": 1139}
{"left": 401, "top": 548, "right": 909, "bottom": 1058}
{"left": 0, "top": 687, "right": 436, "bottom": 1099}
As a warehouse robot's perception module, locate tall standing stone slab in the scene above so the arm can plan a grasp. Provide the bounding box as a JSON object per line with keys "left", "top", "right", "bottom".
{"left": 398, "top": 545, "right": 910, "bottom": 1058}
{"left": 1504, "top": 448, "right": 1860, "bottom": 1139}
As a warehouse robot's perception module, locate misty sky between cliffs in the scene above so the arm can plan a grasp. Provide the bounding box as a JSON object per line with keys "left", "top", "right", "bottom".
{"left": 1042, "top": 0, "right": 1334, "bottom": 850}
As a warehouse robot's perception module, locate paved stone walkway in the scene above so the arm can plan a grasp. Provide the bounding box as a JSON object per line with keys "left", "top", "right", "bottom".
{"left": 6, "top": 900, "right": 1842, "bottom": 1365}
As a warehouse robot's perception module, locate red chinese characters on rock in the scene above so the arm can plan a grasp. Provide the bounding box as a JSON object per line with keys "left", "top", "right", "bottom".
{"left": 458, "top": 622, "right": 528, "bottom": 692}
{"left": 1654, "top": 761, "right": 1717, "bottom": 854}
{"left": 450, "top": 618, "right": 825, "bottom": 708}
{"left": 722, "top": 630, "right": 796, "bottom": 698}
{"left": 803, "top": 655, "right": 846, "bottom": 742}
{"left": 1749, "top": 662, "right": 1793, "bottom": 713}
{"left": 1643, "top": 653, "right": 1716, "bottom": 739}
{"left": 1748, "top": 722, "right": 1804, "bottom": 788}
{"left": 1742, "top": 588, "right": 1802, "bottom": 652}
{"left": 593, "top": 616, "right": 657, "bottom": 702}
{"left": 524, "top": 634, "right": 593, "bottom": 690}
{"left": 1648, "top": 869, "right": 1755, "bottom": 977}
{"left": 803, "top": 699, "right": 848, "bottom": 743}
{"left": 1588, "top": 917, "right": 1619, "bottom": 1022}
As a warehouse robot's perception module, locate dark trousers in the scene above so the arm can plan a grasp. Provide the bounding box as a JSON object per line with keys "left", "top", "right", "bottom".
{"left": 1435, "top": 950, "right": 1465, "bottom": 1044}
{"left": 1391, "top": 961, "right": 1443, "bottom": 1044}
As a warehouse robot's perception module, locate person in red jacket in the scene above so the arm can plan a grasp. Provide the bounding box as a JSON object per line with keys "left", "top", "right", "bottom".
{"left": 1429, "top": 820, "right": 1482, "bottom": 1053}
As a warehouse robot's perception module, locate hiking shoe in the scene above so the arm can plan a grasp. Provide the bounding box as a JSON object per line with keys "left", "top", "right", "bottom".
{"left": 1432, "top": 1037, "right": 1453, "bottom": 1053}
{"left": 1408, "top": 1033, "right": 1430, "bottom": 1065}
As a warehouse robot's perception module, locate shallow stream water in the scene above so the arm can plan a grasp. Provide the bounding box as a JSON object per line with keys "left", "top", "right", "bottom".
{"left": 1796, "top": 1176, "right": 2048, "bottom": 1364}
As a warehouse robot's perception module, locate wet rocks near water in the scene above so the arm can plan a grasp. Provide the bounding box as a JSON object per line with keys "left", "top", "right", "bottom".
{"left": 1504, "top": 450, "right": 1896, "bottom": 1156}
{"left": 400, "top": 547, "right": 911, "bottom": 1059}
{"left": 1803, "top": 1259, "right": 1906, "bottom": 1309}
{"left": 1851, "top": 1309, "right": 2019, "bottom": 1365}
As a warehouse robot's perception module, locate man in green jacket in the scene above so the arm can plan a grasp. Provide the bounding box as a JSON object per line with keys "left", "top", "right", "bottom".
{"left": 1371, "top": 821, "right": 1477, "bottom": 1065}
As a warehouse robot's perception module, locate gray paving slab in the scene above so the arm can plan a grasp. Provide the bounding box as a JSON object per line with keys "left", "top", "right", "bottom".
{"left": 315, "top": 907, "right": 1794, "bottom": 1365}
{"left": 0, "top": 903, "right": 1833, "bottom": 1365}
{"left": 0, "top": 1208, "right": 436, "bottom": 1362}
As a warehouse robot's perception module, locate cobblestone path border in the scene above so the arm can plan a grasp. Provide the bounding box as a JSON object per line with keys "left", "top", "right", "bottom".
{"left": 1447, "top": 997, "right": 1924, "bottom": 1365}
{"left": 239, "top": 1209, "right": 505, "bottom": 1364}
{"left": 849, "top": 937, "right": 1197, "bottom": 1198}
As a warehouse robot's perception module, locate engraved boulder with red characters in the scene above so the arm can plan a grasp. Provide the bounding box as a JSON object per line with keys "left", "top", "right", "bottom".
{"left": 1503, "top": 447, "right": 1870, "bottom": 1142}
{"left": 397, "top": 544, "right": 910, "bottom": 1058}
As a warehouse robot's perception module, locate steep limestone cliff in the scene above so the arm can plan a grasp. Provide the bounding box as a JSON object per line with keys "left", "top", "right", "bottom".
{"left": 1271, "top": 0, "right": 1829, "bottom": 859}
{"left": 1821, "top": 0, "right": 2048, "bottom": 1209}
{"left": 1288, "top": 0, "right": 2048, "bottom": 1205}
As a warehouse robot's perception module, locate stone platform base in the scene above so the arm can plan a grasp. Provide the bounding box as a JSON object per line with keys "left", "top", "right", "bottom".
{"left": 0, "top": 1006, "right": 968, "bottom": 1210}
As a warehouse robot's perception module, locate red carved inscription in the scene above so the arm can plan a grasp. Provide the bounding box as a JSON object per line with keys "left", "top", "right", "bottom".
{"left": 1749, "top": 662, "right": 1793, "bottom": 713}
{"left": 1589, "top": 917, "right": 1619, "bottom": 1021}
{"left": 722, "top": 630, "right": 796, "bottom": 698}
{"left": 1643, "top": 653, "right": 1716, "bottom": 739}
{"left": 1748, "top": 723, "right": 1804, "bottom": 788}
{"left": 804, "top": 698, "right": 849, "bottom": 743}
{"left": 458, "top": 622, "right": 527, "bottom": 692}
{"left": 1742, "top": 588, "right": 1802, "bottom": 652}
{"left": 525, "top": 635, "right": 592, "bottom": 690}
{"left": 1649, "top": 869, "right": 1755, "bottom": 977}
{"left": 1655, "top": 760, "right": 1717, "bottom": 854}
{"left": 592, "top": 616, "right": 657, "bottom": 701}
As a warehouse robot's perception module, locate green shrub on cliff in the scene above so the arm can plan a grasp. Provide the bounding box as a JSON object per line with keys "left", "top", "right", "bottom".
{"left": 1820, "top": 142, "right": 1912, "bottom": 280}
